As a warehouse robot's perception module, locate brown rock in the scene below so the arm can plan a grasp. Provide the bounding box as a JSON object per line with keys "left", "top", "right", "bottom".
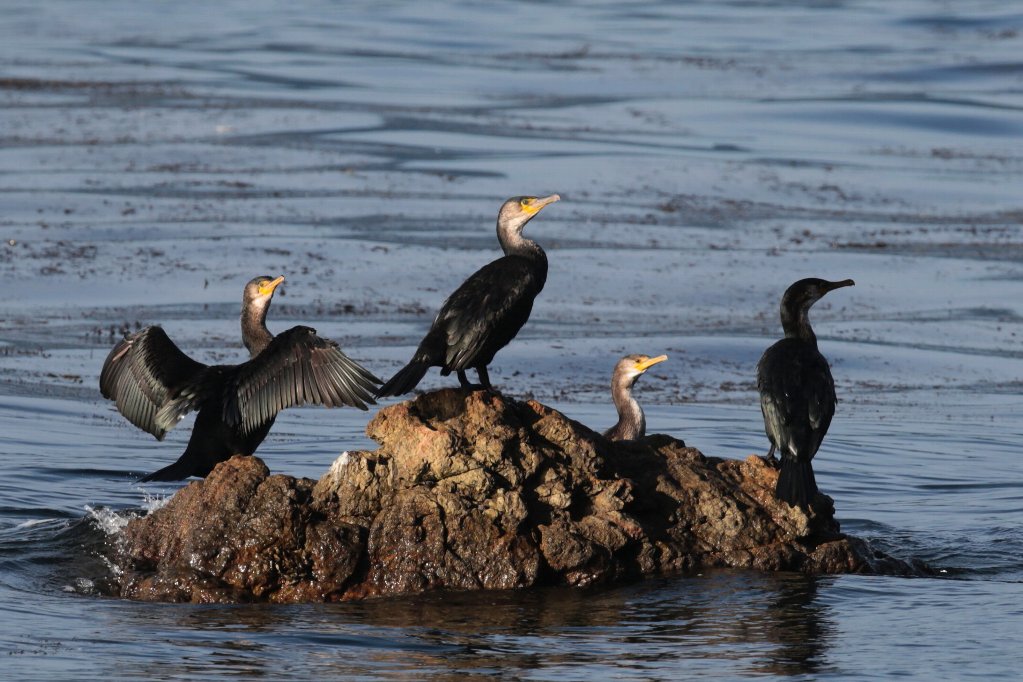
{"left": 107, "top": 388, "right": 926, "bottom": 603}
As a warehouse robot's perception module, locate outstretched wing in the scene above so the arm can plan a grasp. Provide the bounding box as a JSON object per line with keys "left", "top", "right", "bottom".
{"left": 757, "top": 339, "right": 837, "bottom": 460}
{"left": 226, "top": 326, "right": 382, "bottom": 436}
{"left": 435, "top": 256, "right": 544, "bottom": 371}
{"left": 99, "top": 326, "right": 207, "bottom": 440}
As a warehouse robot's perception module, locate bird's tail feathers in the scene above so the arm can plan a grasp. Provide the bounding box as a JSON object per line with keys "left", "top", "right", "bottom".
{"left": 140, "top": 457, "right": 195, "bottom": 482}
{"left": 376, "top": 357, "right": 431, "bottom": 397}
{"left": 775, "top": 459, "right": 818, "bottom": 508}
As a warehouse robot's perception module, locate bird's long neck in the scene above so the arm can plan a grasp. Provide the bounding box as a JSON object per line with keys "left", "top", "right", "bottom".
{"left": 498, "top": 221, "right": 548, "bottom": 292}
{"left": 241, "top": 302, "right": 273, "bottom": 357}
{"left": 498, "top": 219, "right": 545, "bottom": 261}
{"left": 610, "top": 378, "right": 645, "bottom": 441}
{"left": 781, "top": 304, "right": 817, "bottom": 346}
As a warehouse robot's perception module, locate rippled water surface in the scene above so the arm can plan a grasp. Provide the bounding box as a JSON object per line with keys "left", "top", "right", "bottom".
{"left": 2, "top": 1, "right": 1022, "bottom": 679}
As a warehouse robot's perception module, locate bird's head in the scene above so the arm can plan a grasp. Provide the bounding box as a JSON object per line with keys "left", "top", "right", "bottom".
{"left": 243, "top": 275, "right": 286, "bottom": 311}
{"left": 782, "top": 277, "right": 855, "bottom": 315}
{"left": 497, "top": 194, "right": 560, "bottom": 235}
{"left": 614, "top": 353, "right": 668, "bottom": 388}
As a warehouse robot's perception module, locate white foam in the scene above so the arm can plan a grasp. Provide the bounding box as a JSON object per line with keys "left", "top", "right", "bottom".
{"left": 63, "top": 577, "right": 96, "bottom": 594}
{"left": 84, "top": 504, "right": 133, "bottom": 536}
{"left": 140, "top": 490, "right": 171, "bottom": 515}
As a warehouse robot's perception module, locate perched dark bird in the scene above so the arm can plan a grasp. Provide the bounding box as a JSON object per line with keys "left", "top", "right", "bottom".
{"left": 100, "top": 275, "right": 381, "bottom": 481}
{"left": 757, "top": 277, "right": 854, "bottom": 507}
{"left": 604, "top": 354, "right": 668, "bottom": 441}
{"left": 377, "top": 194, "right": 560, "bottom": 395}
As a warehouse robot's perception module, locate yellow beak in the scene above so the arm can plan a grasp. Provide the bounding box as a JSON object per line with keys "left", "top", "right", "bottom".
{"left": 523, "top": 193, "right": 561, "bottom": 215}
{"left": 635, "top": 354, "right": 668, "bottom": 372}
{"left": 259, "top": 275, "right": 286, "bottom": 296}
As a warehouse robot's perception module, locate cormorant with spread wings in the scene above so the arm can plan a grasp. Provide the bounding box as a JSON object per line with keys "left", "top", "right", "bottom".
{"left": 100, "top": 275, "right": 380, "bottom": 481}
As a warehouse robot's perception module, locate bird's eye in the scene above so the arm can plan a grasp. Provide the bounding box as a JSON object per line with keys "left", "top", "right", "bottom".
{"left": 520, "top": 198, "right": 532, "bottom": 208}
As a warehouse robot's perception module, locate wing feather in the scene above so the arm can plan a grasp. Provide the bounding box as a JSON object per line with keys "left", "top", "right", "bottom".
{"left": 432, "top": 256, "right": 543, "bottom": 371}
{"left": 99, "top": 326, "right": 207, "bottom": 440}
{"left": 230, "top": 326, "right": 381, "bottom": 436}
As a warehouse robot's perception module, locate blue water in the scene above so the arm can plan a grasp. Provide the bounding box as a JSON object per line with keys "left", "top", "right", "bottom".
{"left": 2, "top": 1, "right": 1023, "bottom": 679}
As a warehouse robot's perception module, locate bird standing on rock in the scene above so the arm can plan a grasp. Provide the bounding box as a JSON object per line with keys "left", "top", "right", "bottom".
{"left": 100, "top": 275, "right": 381, "bottom": 481}
{"left": 757, "top": 277, "right": 854, "bottom": 507}
{"left": 604, "top": 354, "right": 668, "bottom": 441}
{"left": 377, "top": 194, "right": 560, "bottom": 396}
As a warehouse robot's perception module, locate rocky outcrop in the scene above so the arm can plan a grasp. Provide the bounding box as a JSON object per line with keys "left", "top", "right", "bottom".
{"left": 109, "top": 389, "right": 924, "bottom": 603}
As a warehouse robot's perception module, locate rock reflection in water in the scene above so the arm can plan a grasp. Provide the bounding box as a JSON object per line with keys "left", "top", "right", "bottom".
{"left": 99, "top": 571, "right": 833, "bottom": 679}
{"left": 756, "top": 573, "right": 833, "bottom": 676}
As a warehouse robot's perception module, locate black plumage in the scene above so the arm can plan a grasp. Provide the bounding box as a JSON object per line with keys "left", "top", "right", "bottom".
{"left": 757, "top": 277, "right": 854, "bottom": 507}
{"left": 100, "top": 275, "right": 381, "bottom": 481}
{"left": 377, "top": 194, "right": 560, "bottom": 396}
{"left": 604, "top": 354, "right": 667, "bottom": 442}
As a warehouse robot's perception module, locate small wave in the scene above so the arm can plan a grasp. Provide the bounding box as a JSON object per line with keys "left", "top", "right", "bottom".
{"left": 84, "top": 489, "right": 169, "bottom": 537}
{"left": 83, "top": 504, "right": 135, "bottom": 536}
{"left": 62, "top": 577, "right": 96, "bottom": 594}
{"left": 11, "top": 518, "right": 61, "bottom": 531}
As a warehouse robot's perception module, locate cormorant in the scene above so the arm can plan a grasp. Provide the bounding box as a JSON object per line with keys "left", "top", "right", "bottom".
{"left": 604, "top": 354, "right": 668, "bottom": 441}
{"left": 757, "top": 277, "right": 854, "bottom": 507}
{"left": 100, "top": 275, "right": 381, "bottom": 481}
{"left": 377, "top": 194, "right": 560, "bottom": 396}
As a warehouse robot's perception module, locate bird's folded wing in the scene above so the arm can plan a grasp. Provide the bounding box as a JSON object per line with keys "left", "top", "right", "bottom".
{"left": 804, "top": 357, "right": 837, "bottom": 447}
{"left": 758, "top": 346, "right": 836, "bottom": 456}
{"left": 227, "top": 326, "right": 382, "bottom": 435}
{"left": 99, "top": 326, "right": 207, "bottom": 440}
{"left": 440, "top": 258, "right": 538, "bottom": 370}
